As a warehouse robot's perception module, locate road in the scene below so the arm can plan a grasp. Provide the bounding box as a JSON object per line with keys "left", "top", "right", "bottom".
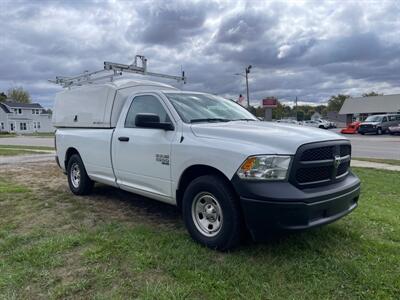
{"left": 345, "top": 134, "right": 400, "bottom": 160}
{"left": 0, "top": 136, "right": 54, "bottom": 147}
{"left": 1, "top": 133, "right": 399, "bottom": 160}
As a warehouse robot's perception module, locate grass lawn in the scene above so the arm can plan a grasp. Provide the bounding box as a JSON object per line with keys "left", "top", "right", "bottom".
{"left": 0, "top": 149, "right": 49, "bottom": 156}
{"left": 353, "top": 157, "right": 400, "bottom": 166}
{"left": 0, "top": 165, "right": 399, "bottom": 299}
{"left": 0, "top": 145, "right": 54, "bottom": 151}
{"left": 0, "top": 133, "right": 16, "bottom": 138}
{"left": 0, "top": 145, "right": 54, "bottom": 156}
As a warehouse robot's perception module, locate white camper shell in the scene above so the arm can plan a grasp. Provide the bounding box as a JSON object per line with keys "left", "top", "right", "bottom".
{"left": 52, "top": 79, "right": 178, "bottom": 128}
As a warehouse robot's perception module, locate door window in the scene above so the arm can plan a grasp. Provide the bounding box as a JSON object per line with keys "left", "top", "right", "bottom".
{"left": 125, "top": 95, "right": 170, "bottom": 128}
{"left": 382, "top": 117, "right": 387, "bottom": 122}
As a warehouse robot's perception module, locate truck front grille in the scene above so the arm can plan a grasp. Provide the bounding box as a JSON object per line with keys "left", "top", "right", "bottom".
{"left": 290, "top": 141, "right": 351, "bottom": 188}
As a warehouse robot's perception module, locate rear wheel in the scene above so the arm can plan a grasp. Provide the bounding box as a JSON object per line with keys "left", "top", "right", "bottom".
{"left": 377, "top": 128, "right": 382, "bottom": 135}
{"left": 67, "top": 154, "right": 94, "bottom": 195}
{"left": 182, "top": 175, "right": 243, "bottom": 251}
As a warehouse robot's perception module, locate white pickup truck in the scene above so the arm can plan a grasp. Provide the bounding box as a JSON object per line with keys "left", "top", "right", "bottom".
{"left": 53, "top": 79, "right": 360, "bottom": 250}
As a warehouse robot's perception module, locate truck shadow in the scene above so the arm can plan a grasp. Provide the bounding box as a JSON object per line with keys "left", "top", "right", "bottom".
{"left": 89, "top": 183, "right": 355, "bottom": 252}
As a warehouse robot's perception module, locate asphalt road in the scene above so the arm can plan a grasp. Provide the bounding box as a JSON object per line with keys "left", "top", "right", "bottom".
{"left": 343, "top": 134, "right": 400, "bottom": 160}
{"left": 1, "top": 132, "right": 399, "bottom": 160}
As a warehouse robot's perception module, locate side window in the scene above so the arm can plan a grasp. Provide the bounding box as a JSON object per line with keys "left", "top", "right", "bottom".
{"left": 396, "top": 115, "right": 400, "bottom": 121}
{"left": 125, "top": 95, "right": 170, "bottom": 128}
{"left": 388, "top": 116, "right": 395, "bottom": 121}
{"left": 382, "top": 117, "right": 387, "bottom": 122}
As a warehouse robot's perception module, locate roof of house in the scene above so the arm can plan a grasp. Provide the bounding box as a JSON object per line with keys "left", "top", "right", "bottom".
{"left": 1, "top": 101, "right": 43, "bottom": 109}
{"left": 339, "top": 94, "right": 400, "bottom": 115}
{"left": 0, "top": 103, "right": 11, "bottom": 113}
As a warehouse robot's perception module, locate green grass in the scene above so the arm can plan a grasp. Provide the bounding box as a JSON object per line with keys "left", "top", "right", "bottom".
{"left": 0, "top": 145, "right": 54, "bottom": 151}
{"left": 0, "top": 133, "right": 16, "bottom": 138}
{"left": 22, "top": 132, "right": 55, "bottom": 137}
{"left": 0, "top": 167, "right": 399, "bottom": 299}
{"left": 0, "top": 149, "right": 49, "bottom": 156}
{"left": 353, "top": 157, "right": 400, "bottom": 166}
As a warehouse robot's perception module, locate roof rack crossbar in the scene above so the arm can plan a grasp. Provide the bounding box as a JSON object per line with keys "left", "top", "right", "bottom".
{"left": 49, "top": 55, "right": 186, "bottom": 88}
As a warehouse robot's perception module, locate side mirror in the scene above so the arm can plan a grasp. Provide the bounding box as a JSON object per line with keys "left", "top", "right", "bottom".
{"left": 135, "top": 113, "right": 174, "bottom": 130}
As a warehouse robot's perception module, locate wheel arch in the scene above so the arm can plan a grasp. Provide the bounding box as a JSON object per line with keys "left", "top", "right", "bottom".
{"left": 176, "top": 164, "right": 237, "bottom": 211}
{"left": 64, "top": 147, "right": 80, "bottom": 170}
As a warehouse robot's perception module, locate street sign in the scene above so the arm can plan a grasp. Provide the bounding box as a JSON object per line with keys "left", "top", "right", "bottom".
{"left": 262, "top": 97, "right": 278, "bottom": 108}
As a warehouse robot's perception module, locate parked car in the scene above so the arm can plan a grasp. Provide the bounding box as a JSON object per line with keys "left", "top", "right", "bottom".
{"left": 358, "top": 114, "right": 400, "bottom": 135}
{"left": 276, "top": 119, "right": 301, "bottom": 125}
{"left": 53, "top": 79, "right": 360, "bottom": 250}
{"left": 388, "top": 124, "right": 400, "bottom": 135}
{"left": 341, "top": 121, "right": 361, "bottom": 134}
{"left": 303, "top": 120, "right": 327, "bottom": 129}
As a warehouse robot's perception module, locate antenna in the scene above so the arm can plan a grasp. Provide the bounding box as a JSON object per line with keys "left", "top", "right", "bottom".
{"left": 49, "top": 55, "right": 186, "bottom": 88}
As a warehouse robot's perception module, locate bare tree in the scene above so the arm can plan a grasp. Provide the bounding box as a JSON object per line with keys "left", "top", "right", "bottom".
{"left": 7, "top": 87, "right": 31, "bottom": 103}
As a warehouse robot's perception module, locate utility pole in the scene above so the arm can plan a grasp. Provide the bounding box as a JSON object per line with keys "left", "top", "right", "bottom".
{"left": 245, "top": 65, "right": 252, "bottom": 108}
{"left": 295, "top": 96, "right": 298, "bottom": 121}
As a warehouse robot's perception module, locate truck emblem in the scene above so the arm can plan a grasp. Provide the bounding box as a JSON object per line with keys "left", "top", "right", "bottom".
{"left": 334, "top": 155, "right": 341, "bottom": 169}
{"left": 156, "top": 154, "right": 170, "bottom": 165}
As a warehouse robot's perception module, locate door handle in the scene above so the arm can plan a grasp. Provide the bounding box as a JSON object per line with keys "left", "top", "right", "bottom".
{"left": 118, "top": 136, "right": 129, "bottom": 142}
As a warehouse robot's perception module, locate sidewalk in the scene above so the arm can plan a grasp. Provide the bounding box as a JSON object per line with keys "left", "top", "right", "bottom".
{"left": 351, "top": 160, "right": 400, "bottom": 171}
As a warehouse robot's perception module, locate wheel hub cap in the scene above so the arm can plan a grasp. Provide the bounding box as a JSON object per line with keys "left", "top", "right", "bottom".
{"left": 70, "top": 163, "right": 81, "bottom": 188}
{"left": 192, "top": 192, "right": 223, "bottom": 237}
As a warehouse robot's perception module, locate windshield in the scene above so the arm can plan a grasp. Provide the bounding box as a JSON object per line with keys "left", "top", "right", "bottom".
{"left": 165, "top": 93, "right": 257, "bottom": 123}
{"left": 365, "top": 115, "right": 383, "bottom": 122}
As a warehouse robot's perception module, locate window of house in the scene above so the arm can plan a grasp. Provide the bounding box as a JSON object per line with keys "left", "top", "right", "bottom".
{"left": 37, "top": 122, "right": 41, "bottom": 129}
{"left": 0, "top": 122, "right": 4, "bottom": 130}
{"left": 19, "top": 123, "right": 27, "bottom": 131}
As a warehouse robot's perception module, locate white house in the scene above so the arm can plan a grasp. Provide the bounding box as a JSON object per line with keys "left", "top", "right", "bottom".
{"left": 0, "top": 101, "right": 54, "bottom": 133}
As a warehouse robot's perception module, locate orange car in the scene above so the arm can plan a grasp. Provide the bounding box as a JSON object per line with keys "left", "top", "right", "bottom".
{"left": 341, "top": 121, "right": 361, "bottom": 134}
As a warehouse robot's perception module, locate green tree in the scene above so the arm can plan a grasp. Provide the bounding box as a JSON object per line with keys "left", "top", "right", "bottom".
{"left": 327, "top": 94, "right": 350, "bottom": 112}
{"left": 0, "top": 92, "right": 6, "bottom": 102}
{"left": 7, "top": 87, "right": 31, "bottom": 103}
{"left": 362, "top": 91, "right": 382, "bottom": 97}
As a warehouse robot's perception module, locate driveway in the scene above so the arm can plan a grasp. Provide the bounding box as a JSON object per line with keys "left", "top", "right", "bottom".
{"left": 0, "top": 136, "right": 54, "bottom": 147}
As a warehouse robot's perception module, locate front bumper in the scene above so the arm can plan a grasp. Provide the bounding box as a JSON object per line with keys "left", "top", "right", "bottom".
{"left": 358, "top": 127, "right": 377, "bottom": 134}
{"left": 232, "top": 172, "right": 360, "bottom": 241}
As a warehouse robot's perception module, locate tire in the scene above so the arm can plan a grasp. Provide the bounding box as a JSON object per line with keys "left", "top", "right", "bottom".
{"left": 67, "top": 154, "right": 94, "bottom": 195}
{"left": 360, "top": 132, "right": 365, "bottom": 135}
{"left": 182, "top": 175, "right": 243, "bottom": 251}
{"left": 377, "top": 128, "right": 382, "bottom": 135}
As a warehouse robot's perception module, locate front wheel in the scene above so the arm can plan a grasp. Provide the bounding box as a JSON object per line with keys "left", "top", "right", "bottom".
{"left": 377, "top": 128, "right": 382, "bottom": 135}
{"left": 67, "top": 154, "right": 94, "bottom": 195}
{"left": 182, "top": 175, "right": 243, "bottom": 251}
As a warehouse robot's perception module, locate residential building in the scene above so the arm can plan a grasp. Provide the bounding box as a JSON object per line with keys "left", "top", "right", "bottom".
{"left": 0, "top": 101, "right": 54, "bottom": 133}
{"left": 339, "top": 94, "right": 400, "bottom": 124}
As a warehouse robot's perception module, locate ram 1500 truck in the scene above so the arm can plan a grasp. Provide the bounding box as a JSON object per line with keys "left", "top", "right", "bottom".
{"left": 53, "top": 79, "right": 360, "bottom": 250}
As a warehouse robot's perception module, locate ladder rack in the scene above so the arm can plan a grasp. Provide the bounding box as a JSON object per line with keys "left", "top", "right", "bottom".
{"left": 49, "top": 55, "right": 186, "bottom": 88}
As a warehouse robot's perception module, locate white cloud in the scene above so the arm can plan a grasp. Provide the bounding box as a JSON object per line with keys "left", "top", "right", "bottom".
{"left": 0, "top": 0, "right": 399, "bottom": 108}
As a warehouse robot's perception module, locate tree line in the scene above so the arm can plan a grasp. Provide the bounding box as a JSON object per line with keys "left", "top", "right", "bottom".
{"left": 0, "top": 87, "right": 31, "bottom": 104}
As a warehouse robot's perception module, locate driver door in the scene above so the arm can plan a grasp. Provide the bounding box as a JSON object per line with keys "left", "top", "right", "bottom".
{"left": 113, "top": 94, "right": 177, "bottom": 203}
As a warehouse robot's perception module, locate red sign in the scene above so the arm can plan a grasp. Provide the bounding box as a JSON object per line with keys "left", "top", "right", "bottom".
{"left": 262, "top": 97, "right": 277, "bottom": 108}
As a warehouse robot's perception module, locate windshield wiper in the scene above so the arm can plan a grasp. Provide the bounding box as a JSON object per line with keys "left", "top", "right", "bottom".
{"left": 190, "top": 118, "right": 231, "bottom": 123}
{"left": 232, "top": 118, "right": 257, "bottom": 121}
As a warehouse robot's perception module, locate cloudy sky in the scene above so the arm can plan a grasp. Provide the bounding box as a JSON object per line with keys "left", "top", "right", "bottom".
{"left": 1, "top": 0, "right": 399, "bottom": 108}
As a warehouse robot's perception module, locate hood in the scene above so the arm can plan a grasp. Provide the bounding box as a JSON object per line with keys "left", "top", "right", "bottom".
{"left": 190, "top": 121, "right": 346, "bottom": 155}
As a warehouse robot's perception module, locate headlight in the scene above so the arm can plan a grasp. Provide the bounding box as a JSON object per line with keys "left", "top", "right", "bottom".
{"left": 237, "top": 155, "right": 292, "bottom": 180}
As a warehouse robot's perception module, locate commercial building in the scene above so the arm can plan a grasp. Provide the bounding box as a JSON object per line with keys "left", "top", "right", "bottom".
{"left": 339, "top": 94, "right": 400, "bottom": 124}
{"left": 0, "top": 101, "right": 54, "bottom": 133}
